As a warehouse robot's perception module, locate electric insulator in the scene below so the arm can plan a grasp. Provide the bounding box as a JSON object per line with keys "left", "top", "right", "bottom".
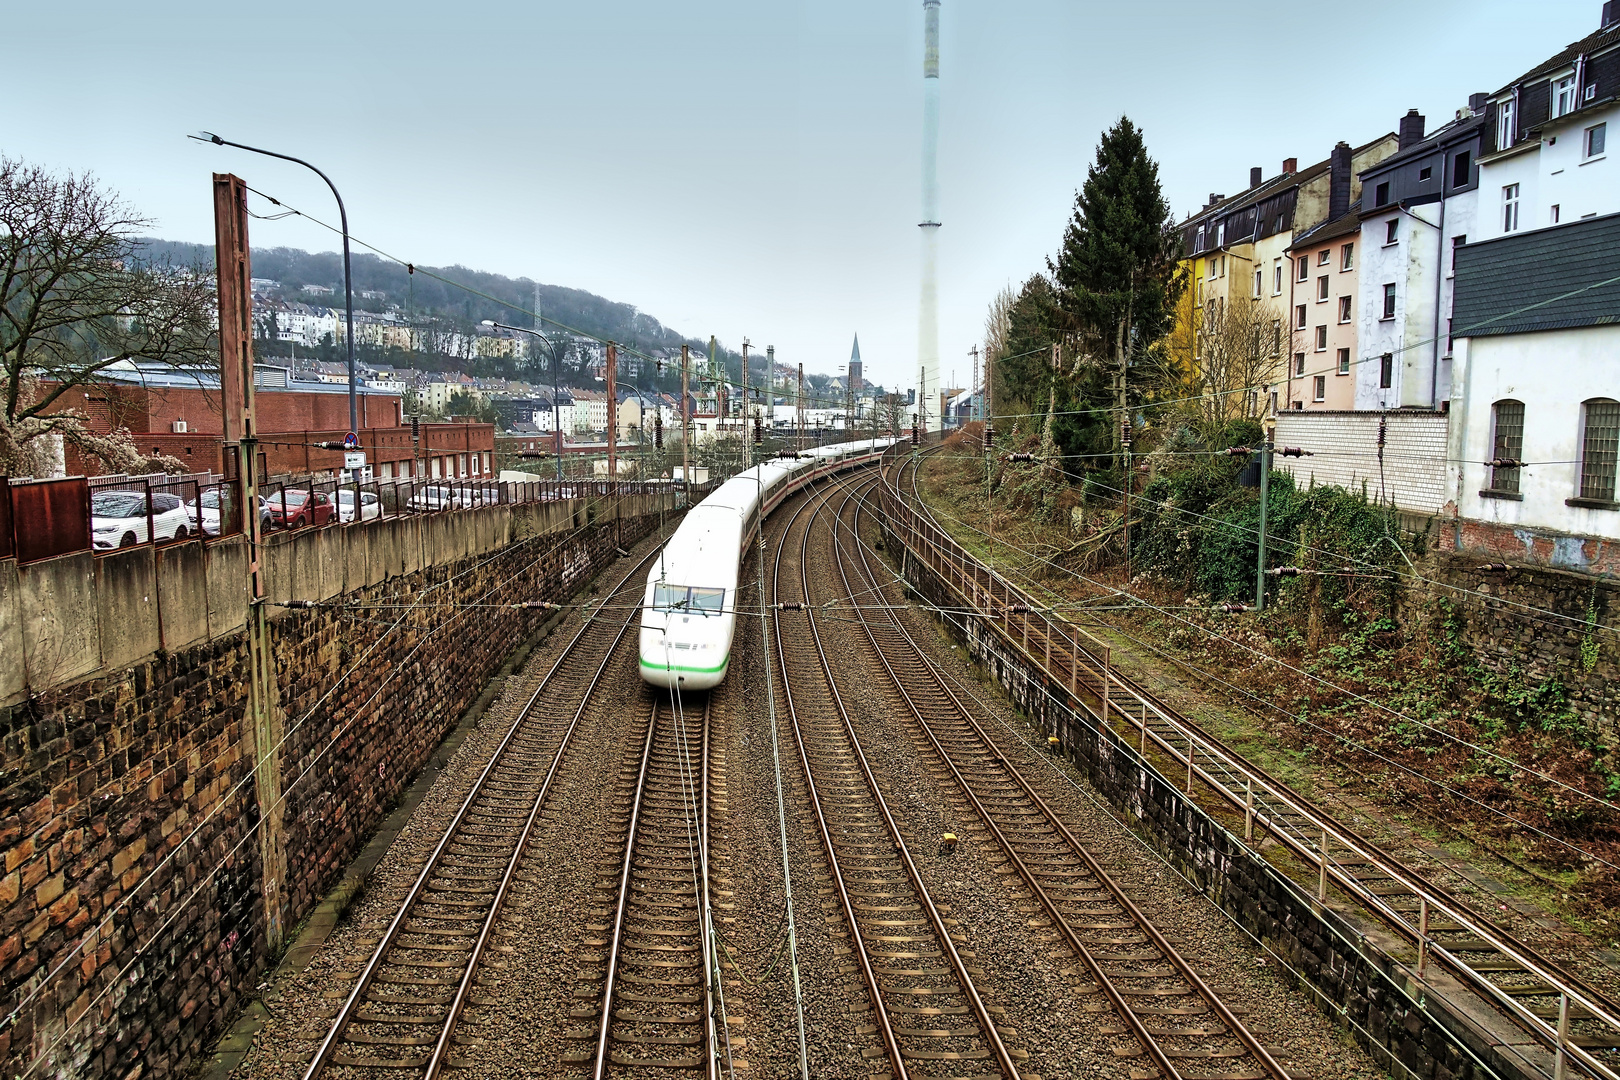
{"left": 654, "top": 413, "right": 663, "bottom": 449}
{"left": 1266, "top": 566, "right": 1302, "bottom": 577}
{"left": 1477, "top": 563, "right": 1512, "bottom": 573}
{"left": 1279, "top": 446, "right": 1312, "bottom": 457}
{"left": 1007, "top": 452, "right": 1035, "bottom": 462}
{"left": 753, "top": 417, "right": 763, "bottom": 445}
{"left": 1224, "top": 446, "right": 1253, "bottom": 456}
{"left": 1487, "top": 458, "right": 1522, "bottom": 468}
{"left": 984, "top": 425, "right": 995, "bottom": 447}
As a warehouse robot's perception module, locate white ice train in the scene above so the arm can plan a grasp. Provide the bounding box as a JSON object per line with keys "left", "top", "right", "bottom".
{"left": 639, "top": 438, "right": 896, "bottom": 689}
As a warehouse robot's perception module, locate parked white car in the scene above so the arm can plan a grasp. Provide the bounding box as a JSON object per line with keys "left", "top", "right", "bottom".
{"left": 91, "top": 490, "right": 191, "bottom": 549}
{"left": 334, "top": 489, "right": 382, "bottom": 523}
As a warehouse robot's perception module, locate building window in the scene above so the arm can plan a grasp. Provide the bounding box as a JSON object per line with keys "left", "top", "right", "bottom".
{"left": 1296, "top": 304, "right": 1307, "bottom": 329}
{"left": 1385, "top": 219, "right": 1399, "bottom": 244}
{"left": 1382, "top": 283, "right": 1397, "bottom": 319}
{"left": 1315, "top": 325, "right": 1327, "bottom": 351}
{"left": 1292, "top": 400, "right": 1304, "bottom": 411}
{"left": 1339, "top": 295, "right": 1353, "bottom": 323}
{"left": 1295, "top": 352, "right": 1306, "bottom": 376}
{"left": 1297, "top": 257, "right": 1308, "bottom": 282}
{"left": 1341, "top": 243, "right": 1354, "bottom": 270}
{"left": 1586, "top": 123, "right": 1607, "bottom": 158}
{"left": 1580, "top": 399, "right": 1620, "bottom": 501}
{"left": 1551, "top": 204, "right": 1561, "bottom": 224}
{"left": 1337, "top": 348, "right": 1350, "bottom": 375}
{"left": 1217, "top": 223, "right": 1225, "bottom": 246}
{"left": 1318, "top": 249, "right": 1331, "bottom": 265}
{"left": 1489, "top": 399, "right": 1524, "bottom": 493}
{"left": 1502, "top": 184, "right": 1520, "bottom": 232}
{"left": 1271, "top": 319, "right": 1281, "bottom": 356}
{"left": 1254, "top": 268, "right": 1263, "bottom": 298}
{"left": 1195, "top": 225, "right": 1205, "bottom": 250}
{"left": 1451, "top": 234, "right": 1466, "bottom": 270}
{"left": 1498, "top": 100, "right": 1515, "bottom": 151}
{"left": 1273, "top": 262, "right": 1283, "bottom": 294}
{"left": 1375, "top": 181, "right": 1390, "bottom": 205}
{"left": 1268, "top": 390, "right": 1278, "bottom": 414}
{"left": 1313, "top": 376, "right": 1326, "bottom": 402}
{"left": 1452, "top": 151, "right": 1471, "bottom": 187}
{"left": 1419, "top": 166, "right": 1433, "bottom": 182}
{"left": 1317, "top": 275, "right": 1329, "bottom": 301}
{"left": 1379, "top": 353, "right": 1394, "bottom": 388}
{"left": 1554, "top": 75, "right": 1577, "bottom": 118}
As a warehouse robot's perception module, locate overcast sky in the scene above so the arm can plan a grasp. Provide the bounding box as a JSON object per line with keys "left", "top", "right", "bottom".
{"left": 3, "top": 0, "right": 1603, "bottom": 390}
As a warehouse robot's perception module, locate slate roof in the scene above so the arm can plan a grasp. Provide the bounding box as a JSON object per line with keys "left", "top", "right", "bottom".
{"left": 1287, "top": 204, "right": 1364, "bottom": 252}
{"left": 1495, "top": 21, "right": 1620, "bottom": 93}
{"left": 1452, "top": 212, "right": 1620, "bottom": 337}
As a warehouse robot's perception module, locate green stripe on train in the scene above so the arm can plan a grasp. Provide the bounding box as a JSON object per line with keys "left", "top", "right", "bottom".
{"left": 640, "top": 655, "right": 731, "bottom": 675}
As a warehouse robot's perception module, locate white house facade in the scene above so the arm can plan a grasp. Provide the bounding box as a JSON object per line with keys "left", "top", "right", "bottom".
{"left": 1446, "top": 211, "right": 1620, "bottom": 565}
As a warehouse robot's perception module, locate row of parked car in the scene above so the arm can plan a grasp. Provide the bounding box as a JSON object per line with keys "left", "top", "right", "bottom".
{"left": 89, "top": 487, "right": 386, "bottom": 549}
{"left": 82, "top": 479, "right": 559, "bottom": 549}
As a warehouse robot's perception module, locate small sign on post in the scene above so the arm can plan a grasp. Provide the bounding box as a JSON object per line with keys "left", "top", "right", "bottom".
{"left": 344, "top": 451, "right": 366, "bottom": 471}
{"left": 342, "top": 431, "right": 359, "bottom": 451}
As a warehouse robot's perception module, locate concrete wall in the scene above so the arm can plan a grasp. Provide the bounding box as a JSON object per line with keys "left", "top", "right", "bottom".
{"left": 1272, "top": 409, "right": 1449, "bottom": 514}
{"left": 0, "top": 495, "right": 678, "bottom": 1080}
{"left": 0, "top": 494, "right": 674, "bottom": 707}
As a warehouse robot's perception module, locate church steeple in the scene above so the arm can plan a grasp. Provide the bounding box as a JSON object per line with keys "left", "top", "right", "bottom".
{"left": 848, "top": 334, "right": 863, "bottom": 391}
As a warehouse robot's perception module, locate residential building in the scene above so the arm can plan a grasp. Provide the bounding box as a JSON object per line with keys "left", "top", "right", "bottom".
{"left": 1478, "top": 7, "right": 1620, "bottom": 244}
{"left": 569, "top": 388, "right": 609, "bottom": 434}
{"left": 1353, "top": 105, "right": 1488, "bottom": 411}
{"left": 1446, "top": 210, "right": 1620, "bottom": 563}
{"left": 1177, "top": 131, "right": 1399, "bottom": 418}
{"left": 1284, "top": 204, "right": 1362, "bottom": 411}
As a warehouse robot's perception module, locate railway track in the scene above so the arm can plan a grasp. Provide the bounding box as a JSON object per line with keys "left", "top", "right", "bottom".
{"left": 824, "top": 473, "right": 1293, "bottom": 1080}
{"left": 560, "top": 692, "right": 723, "bottom": 1078}
{"left": 301, "top": 547, "right": 663, "bottom": 1080}
{"left": 892, "top": 442, "right": 1620, "bottom": 1078}
{"left": 771, "top": 480, "right": 1026, "bottom": 1080}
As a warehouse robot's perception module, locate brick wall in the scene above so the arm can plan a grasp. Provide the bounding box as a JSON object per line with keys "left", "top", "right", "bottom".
{"left": 1273, "top": 409, "right": 1448, "bottom": 514}
{"left": 0, "top": 501, "right": 675, "bottom": 1080}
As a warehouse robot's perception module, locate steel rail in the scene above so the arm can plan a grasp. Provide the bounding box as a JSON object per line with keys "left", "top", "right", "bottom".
{"left": 834, "top": 474, "right": 1290, "bottom": 1080}
{"left": 303, "top": 543, "right": 666, "bottom": 1080}
{"left": 773, "top": 478, "right": 1021, "bottom": 1080}
{"left": 887, "top": 440, "right": 1620, "bottom": 1080}
{"left": 591, "top": 701, "right": 663, "bottom": 1080}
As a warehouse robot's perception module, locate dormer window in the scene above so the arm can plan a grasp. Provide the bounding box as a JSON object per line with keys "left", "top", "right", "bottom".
{"left": 1553, "top": 75, "right": 1577, "bottom": 118}
{"left": 1498, "top": 100, "right": 1516, "bottom": 151}
{"left": 1216, "top": 223, "right": 1225, "bottom": 246}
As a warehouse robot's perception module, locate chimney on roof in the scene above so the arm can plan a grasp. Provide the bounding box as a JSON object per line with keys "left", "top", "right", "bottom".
{"left": 1250, "top": 166, "right": 1263, "bottom": 188}
{"left": 1208, "top": 192, "right": 1224, "bottom": 207}
{"left": 1329, "top": 141, "right": 1353, "bottom": 222}
{"left": 1604, "top": 1, "right": 1617, "bottom": 28}
{"left": 1398, "top": 109, "right": 1426, "bottom": 150}
{"left": 1282, "top": 157, "right": 1297, "bottom": 174}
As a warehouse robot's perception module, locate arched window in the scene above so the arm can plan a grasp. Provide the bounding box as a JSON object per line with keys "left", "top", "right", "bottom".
{"left": 1488, "top": 400, "right": 1524, "bottom": 494}
{"left": 1579, "top": 398, "right": 1620, "bottom": 502}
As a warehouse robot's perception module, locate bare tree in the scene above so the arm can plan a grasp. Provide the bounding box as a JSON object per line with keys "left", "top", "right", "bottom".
{"left": 1, "top": 157, "right": 216, "bottom": 476}
{"left": 1188, "top": 295, "right": 1288, "bottom": 443}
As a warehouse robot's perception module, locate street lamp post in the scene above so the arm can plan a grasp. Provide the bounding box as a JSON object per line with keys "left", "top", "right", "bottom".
{"left": 484, "top": 320, "right": 565, "bottom": 482}
{"left": 193, "top": 132, "right": 361, "bottom": 484}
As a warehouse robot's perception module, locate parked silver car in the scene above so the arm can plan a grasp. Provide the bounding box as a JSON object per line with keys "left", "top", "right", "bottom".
{"left": 334, "top": 489, "right": 382, "bottom": 523}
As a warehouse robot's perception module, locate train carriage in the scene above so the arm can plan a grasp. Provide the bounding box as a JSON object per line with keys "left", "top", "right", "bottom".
{"left": 639, "top": 438, "right": 893, "bottom": 689}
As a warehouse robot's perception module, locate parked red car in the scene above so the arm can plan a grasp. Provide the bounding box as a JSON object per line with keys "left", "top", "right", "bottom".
{"left": 266, "top": 489, "right": 336, "bottom": 529}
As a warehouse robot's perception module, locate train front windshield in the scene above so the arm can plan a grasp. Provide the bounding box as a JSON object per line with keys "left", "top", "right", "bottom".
{"left": 653, "top": 584, "right": 726, "bottom": 616}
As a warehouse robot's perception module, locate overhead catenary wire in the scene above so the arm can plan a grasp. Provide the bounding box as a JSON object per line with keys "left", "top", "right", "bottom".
{"left": 914, "top": 491, "right": 1620, "bottom": 823}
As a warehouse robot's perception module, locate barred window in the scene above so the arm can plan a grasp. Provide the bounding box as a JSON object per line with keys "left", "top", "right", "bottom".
{"left": 1579, "top": 399, "right": 1620, "bottom": 501}
{"left": 1489, "top": 400, "right": 1523, "bottom": 493}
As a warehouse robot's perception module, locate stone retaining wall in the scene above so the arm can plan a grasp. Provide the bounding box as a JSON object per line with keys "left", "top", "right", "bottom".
{"left": 0, "top": 499, "right": 676, "bottom": 1080}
